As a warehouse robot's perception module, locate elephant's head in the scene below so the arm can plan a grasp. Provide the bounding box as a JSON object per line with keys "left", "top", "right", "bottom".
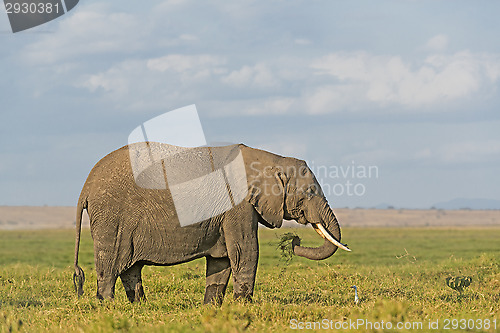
{"left": 246, "top": 148, "right": 350, "bottom": 260}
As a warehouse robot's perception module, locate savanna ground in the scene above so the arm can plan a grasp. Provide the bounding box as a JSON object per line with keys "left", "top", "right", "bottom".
{"left": 0, "top": 222, "right": 499, "bottom": 332}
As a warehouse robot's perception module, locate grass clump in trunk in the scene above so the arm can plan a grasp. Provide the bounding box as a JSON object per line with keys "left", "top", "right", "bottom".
{"left": 277, "top": 232, "right": 301, "bottom": 264}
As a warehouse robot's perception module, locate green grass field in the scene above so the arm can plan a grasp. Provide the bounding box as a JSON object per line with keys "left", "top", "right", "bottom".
{"left": 0, "top": 227, "right": 499, "bottom": 332}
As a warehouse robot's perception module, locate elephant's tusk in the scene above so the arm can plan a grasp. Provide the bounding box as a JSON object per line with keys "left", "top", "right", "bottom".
{"left": 312, "top": 223, "right": 351, "bottom": 252}
{"left": 312, "top": 224, "right": 326, "bottom": 239}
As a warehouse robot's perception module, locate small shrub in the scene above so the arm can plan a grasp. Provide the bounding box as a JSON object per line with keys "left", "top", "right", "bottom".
{"left": 445, "top": 276, "right": 472, "bottom": 293}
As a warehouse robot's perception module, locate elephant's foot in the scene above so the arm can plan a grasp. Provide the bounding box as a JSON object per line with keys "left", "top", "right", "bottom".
{"left": 120, "top": 263, "right": 146, "bottom": 303}
{"left": 204, "top": 256, "right": 231, "bottom": 306}
{"left": 233, "top": 282, "right": 253, "bottom": 303}
{"left": 133, "top": 283, "right": 146, "bottom": 303}
{"left": 204, "top": 284, "right": 227, "bottom": 306}
{"left": 96, "top": 275, "right": 117, "bottom": 301}
{"left": 234, "top": 293, "right": 253, "bottom": 302}
{"left": 123, "top": 282, "right": 146, "bottom": 303}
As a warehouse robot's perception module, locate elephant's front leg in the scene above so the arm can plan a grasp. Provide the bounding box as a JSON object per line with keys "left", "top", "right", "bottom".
{"left": 225, "top": 223, "right": 259, "bottom": 302}
{"left": 204, "top": 256, "right": 231, "bottom": 306}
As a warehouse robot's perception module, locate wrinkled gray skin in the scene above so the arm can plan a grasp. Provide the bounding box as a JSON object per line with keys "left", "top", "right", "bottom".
{"left": 74, "top": 143, "right": 343, "bottom": 305}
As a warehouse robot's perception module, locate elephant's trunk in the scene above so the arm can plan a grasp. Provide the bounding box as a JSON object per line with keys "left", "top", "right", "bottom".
{"left": 292, "top": 200, "right": 350, "bottom": 260}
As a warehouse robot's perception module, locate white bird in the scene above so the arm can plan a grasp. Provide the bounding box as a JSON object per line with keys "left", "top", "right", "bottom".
{"left": 351, "top": 285, "right": 359, "bottom": 304}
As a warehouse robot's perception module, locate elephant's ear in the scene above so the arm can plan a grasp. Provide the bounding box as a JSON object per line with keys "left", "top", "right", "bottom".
{"left": 248, "top": 170, "right": 286, "bottom": 228}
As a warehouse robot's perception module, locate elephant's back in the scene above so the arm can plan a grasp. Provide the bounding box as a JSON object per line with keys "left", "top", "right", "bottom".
{"left": 81, "top": 145, "right": 132, "bottom": 211}
{"left": 83, "top": 145, "right": 135, "bottom": 191}
{"left": 81, "top": 145, "right": 172, "bottom": 219}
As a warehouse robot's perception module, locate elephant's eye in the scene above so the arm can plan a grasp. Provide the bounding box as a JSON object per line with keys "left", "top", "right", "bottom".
{"left": 304, "top": 186, "right": 315, "bottom": 196}
{"left": 308, "top": 185, "right": 319, "bottom": 194}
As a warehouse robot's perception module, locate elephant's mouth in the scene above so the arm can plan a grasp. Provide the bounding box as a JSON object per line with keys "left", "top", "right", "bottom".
{"left": 295, "top": 209, "right": 350, "bottom": 252}
{"left": 297, "top": 211, "right": 308, "bottom": 225}
{"left": 311, "top": 223, "right": 351, "bottom": 252}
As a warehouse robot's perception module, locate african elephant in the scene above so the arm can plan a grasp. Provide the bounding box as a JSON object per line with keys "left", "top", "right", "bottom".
{"left": 73, "top": 143, "right": 349, "bottom": 305}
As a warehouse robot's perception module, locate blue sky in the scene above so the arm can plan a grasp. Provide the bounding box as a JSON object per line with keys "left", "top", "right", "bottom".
{"left": 1, "top": 1, "right": 499, "bottom": 208}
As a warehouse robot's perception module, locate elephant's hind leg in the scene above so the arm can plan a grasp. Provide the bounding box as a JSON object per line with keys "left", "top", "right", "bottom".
{"left": 120, "top": 263, "right": 146, "bottom": 303}
{"left": 96, "top": 273, "right": 118, "bottom": 301}
{"left": 204, "top": 256, "right": 231, "bottom": 306}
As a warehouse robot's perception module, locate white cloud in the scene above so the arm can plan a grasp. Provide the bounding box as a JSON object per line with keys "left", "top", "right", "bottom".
{"left": 222, "top": 63, "right": 279, "bottom": 88}
{"left": 302, "top": 84, "right": 361, "bottom": 114}
{"left": 20, "top": 2, "right": 206, "bottom": 67}
{"left": 154, "top": 0, "right": 188, "bottom": 9}
{"left": 79, "top": 54, "right": 228, "bottom": 110}
{"left": 311, "top": 50, "right": 500, "bottom": 109}
{"left": 81, "top": 54, "right": 227, "bottom": 94}
{"left": 16, "top": 1, "right": 500, "bottom": 118}
{"left": 81, "top": 60, "right": 144, "bottom": 94}
{"left": 204, "top": 97, "right": 296, "bottom": 117}
{"left": 425, "top": 34, "right": 449, "bottom": 52}
{"left": 147, "top": 54, "right": 225, "bottom": 73}
{"left": 77, "top": 49, "right": 500, "bottom": 116}
{"left": 242, "top": 97, "right": 295, "bottom": 115}
{"left": 22, "top": 3, "right": 144, "bottom": 65}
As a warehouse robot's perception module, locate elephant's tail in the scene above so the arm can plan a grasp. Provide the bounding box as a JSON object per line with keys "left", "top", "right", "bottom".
{"left": 73, "top": 196, "right": 87, "bottom": 297}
